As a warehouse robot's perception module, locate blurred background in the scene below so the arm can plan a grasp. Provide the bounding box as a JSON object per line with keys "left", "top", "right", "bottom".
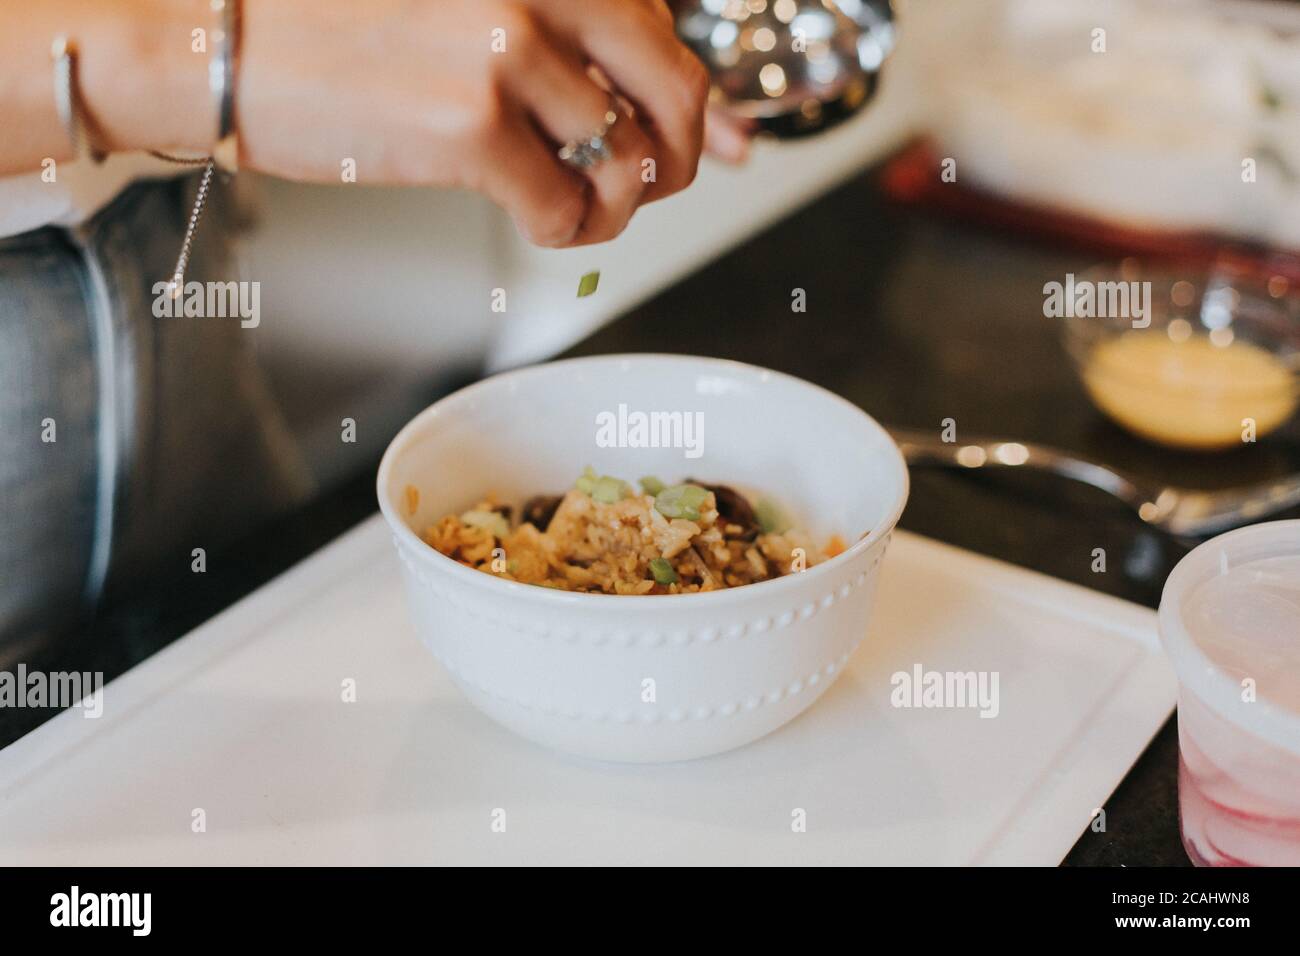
{"left": 235, "top": 0, "right": 1300, "bottom": 494}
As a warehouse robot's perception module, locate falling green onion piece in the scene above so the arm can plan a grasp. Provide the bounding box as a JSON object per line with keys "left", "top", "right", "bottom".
{"left": 649, "top": 557, "right": 678, "bottom": 585}
{"left": 754, "top": 498, "right": 790, "bottom": 535}
{"left": 577, "top": 271, "right": 600, "bottom": 297}
{"left": 639, "top": 475, "right": 666, "bottom": 497}
{"left": 654, "top": 483, "right": 709, "bottom": 521}
{"left": 591, "top": 475, "right": 630, "bottom": 503}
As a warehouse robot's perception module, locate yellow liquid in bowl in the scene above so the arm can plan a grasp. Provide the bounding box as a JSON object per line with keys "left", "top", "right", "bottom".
{"left": 1082, "top": 333, "right": 1298, "bottom": 450}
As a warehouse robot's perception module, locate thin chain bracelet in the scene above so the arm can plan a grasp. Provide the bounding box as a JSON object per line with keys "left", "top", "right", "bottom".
{"left": 167, "top": 160, "right": 218, "bottom": 295}
{"left": 53, "top": 2, "right": 242, "bottom": 296}
{"left": 159, "top": 0, "right": 242, "bottom": 296}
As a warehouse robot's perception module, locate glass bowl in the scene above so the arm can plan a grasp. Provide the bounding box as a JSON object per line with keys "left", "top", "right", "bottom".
{"left": 1061, "top": 259, "right": 1300, "bottom": 451}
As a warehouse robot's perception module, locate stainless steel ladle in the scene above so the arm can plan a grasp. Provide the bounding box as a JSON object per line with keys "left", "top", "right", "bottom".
{"left": 675, "top": 0, "right": 897, "bottom": 137}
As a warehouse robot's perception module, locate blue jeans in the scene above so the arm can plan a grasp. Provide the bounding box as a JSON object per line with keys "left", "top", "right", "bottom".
{"left": 0, "top": 175, "right": 311, "bottom": 656}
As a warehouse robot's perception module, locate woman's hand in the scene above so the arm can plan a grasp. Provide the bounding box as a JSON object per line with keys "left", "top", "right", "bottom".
{"left": 238, "top": 0, "right": 710, "bottom": 246}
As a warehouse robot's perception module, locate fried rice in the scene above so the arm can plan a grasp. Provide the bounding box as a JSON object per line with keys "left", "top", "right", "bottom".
{"left": 417, "top": 471, "right": 846, "bottom": 595}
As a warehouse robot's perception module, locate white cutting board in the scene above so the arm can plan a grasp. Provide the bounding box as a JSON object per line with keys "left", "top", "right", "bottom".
{"left": 0, "top": 517, "right": 1175, "bottom": 865}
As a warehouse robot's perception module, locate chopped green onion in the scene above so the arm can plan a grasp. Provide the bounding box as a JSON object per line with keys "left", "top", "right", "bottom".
{"left": 575, "top": 467, "right": 630, "bottom": 503}
{"left": 460, "top": 509, "right": 510, "bottom": 539}
{"left": 649, "top": 557, "right": 678, "bottom": 585}
{"left": 577, "top": 271, "right": 600, "bottom": 297}
{"left": 574, "top": 466, "right": 597, "bottom": 495}
{"left": 639, "top": 475, "right": 666, "bottom": 497}
{"left": 754, "top": 498, "right": 790, "bottom": 535}
{"left": 591, "top": 475, "right": 631, "bottom": 503}
{"left": 654, "top": 483, "right": 709, "bottom": 521}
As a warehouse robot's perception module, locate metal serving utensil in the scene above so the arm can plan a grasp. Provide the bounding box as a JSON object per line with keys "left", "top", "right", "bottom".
{"left": 888, "top": 427, "right": 1300, "bottom": 538}
{"left": 675, "top": 0, "right": 896, "bottom": 137}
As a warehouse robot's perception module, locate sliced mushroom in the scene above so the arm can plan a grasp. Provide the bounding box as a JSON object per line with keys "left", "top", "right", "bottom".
{"left": 521, "top": 494, "right": 563, "bottom": 532}
{"left": 687, "top": 480, "right": 759, "bottom": 540}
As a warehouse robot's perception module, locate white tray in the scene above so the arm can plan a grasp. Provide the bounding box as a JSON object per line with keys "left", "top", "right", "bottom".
{"left": 0, "top": 517, "right": 1175, "bottom": 865}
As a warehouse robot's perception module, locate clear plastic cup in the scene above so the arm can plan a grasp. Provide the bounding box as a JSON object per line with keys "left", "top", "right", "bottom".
{"left": 1158, "top": 520, "right": 1300, "bottom": 867}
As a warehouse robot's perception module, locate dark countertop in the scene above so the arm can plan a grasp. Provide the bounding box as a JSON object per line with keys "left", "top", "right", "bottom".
{"left": 6, "top": 162, "right": 1298, "bottom": 865}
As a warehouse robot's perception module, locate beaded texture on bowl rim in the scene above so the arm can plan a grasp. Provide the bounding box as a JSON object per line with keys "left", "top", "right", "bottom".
{"left": 428, "top": 636, "right": 869, "bottom": 725}
{"left": 395, "top": 535, "right": 889, "bottom": 647}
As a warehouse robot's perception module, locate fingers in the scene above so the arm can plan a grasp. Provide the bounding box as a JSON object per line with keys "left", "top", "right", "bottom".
{"left": 474, "top": 105, "right": 591, "bottom": 247}
{"left": 529, "top": 0, "right": 709, "bottom": 203}
{"left": 704, "top": 107, "right": 755, "bottom": 164}
{"left": 568, "top": 106, "right": 656, "bottom": 244}
{"left": 642, "top": 0, "right": 675, "bottom": 28}
{"left": 502, "top": 37, "right": 654, "bottom": 244}
{"left": 475, "top": 0, "right": 707, "bottom": 248}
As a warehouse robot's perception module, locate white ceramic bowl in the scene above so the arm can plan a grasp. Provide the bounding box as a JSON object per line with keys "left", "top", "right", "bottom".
{"left": 377, "top": 354, "right": 909, "bottom": 762}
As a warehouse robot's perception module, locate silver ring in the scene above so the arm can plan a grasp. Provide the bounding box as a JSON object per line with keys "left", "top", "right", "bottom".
{"left": 557, "top": 105, "right": 620, "bottom": 169}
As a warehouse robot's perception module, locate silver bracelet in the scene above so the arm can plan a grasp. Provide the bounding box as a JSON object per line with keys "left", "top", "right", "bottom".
{"left": 50, "top": 35, "right": 107, "bottom": 165}
{"left": 164, "top": 0, "right": 243, "bottom": 293}
{"left": 51, "top": 2, "right": 241, "bottom": 292}
{"left": 210, "top": 0, "right": 240, "bottom": 171}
